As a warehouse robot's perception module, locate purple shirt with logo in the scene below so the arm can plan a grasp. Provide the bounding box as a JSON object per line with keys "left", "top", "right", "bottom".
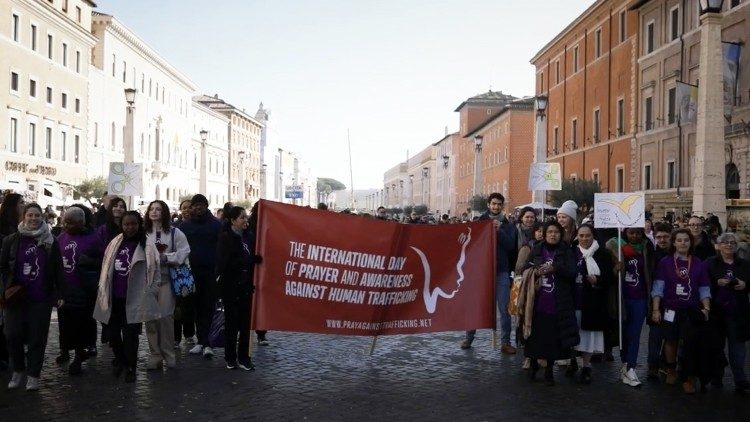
{"left": 57, "top": 232, "right": 100, "bottom": 289}
{"left": 574, "top": 248, "right": 586, "bottom": 310}
{"left": 654, "top": 256, "right": 710, "bottom": 310}
{"left": 535, "top": 247, "right": 557, "bottom": 315}
{"left": 623, "top": 254, "right": 647, "bottom": 300}
{"left": 15, "top": 236, "right": 49, "bottom": 302}
{"left": 714, "top": 261, "right": 738, "bottom": 315}
{"left": 112, "top": 239, "right": 137, "bottom": 299}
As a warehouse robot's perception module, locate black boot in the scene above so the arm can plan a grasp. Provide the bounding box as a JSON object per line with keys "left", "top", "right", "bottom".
{"left": 544, "top": 363, "right": 555, "bottom": 386}
{"left": 579, "top": 367, "right": 592, "bottom": 384}
{"left": 529, "top": 359, "right": 540, "bottom": 382}
{"left": 565, "top": 358, "right": 578, "bottom": 378}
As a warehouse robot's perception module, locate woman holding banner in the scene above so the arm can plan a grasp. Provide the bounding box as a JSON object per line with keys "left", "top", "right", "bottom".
{"left": 216, "top": 206, "right": 262, "bottom": 371}
{"left": 651, "top": 229, "right": 712, "bottom": 394}
{"left": 524, "top": 221, "right": 578, "bottom": 386}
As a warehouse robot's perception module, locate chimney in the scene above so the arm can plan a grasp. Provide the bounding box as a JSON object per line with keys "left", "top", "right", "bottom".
{"left": 444, "top": 126, "right": 448, "bottom": 136}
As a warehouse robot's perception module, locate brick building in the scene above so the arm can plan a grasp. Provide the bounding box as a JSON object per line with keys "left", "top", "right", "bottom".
{"left": 454, "top": 90, "right": 517, "bottom": 214}
{"left": 531, "top": 0, "right": 639, "bottom": 198}
{"left": 464, "top": 98, "right": 536, "bottom": 210}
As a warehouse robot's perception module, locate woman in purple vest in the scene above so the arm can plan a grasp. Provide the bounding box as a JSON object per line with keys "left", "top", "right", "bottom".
{"left": 651, "top": 228, "right": 712, "bottom": 394}
{"left": 0, "top": 203, "right": 64, "bottom": 391}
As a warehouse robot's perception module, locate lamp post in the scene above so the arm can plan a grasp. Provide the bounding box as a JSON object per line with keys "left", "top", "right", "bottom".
{"left": 238, "top": 151, "right": 246, "bottom": 201}
{"left": 473, "top": 134, "right": 483, "bottom": 196}
{"left": 260, "top": 163, "right": 267, "bottom": 199}
{"left": 693, "top": 0, "right": 727, "bottom": 226}
{"left": 422, "top": 167, "right": 429, "bottom": 211}
{"left": 409, "top": 174, "right": 414, "bottom": 206}
{"left": 123, "top": 88, "right": 136, "bottom": 209}
{"left": 533, "top": 95, "right": 548, "bottom": 204}
{"left": 442, "top": 154, "right": 449, "bottom": 215}
{"left": 399, "top": 179, "right": 404, "bottom": 207}
{"left": 199, "top": 129, "right": 208, "bottom": 195}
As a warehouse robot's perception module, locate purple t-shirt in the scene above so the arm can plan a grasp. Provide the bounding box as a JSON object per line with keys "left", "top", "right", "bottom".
{"left": 57, "top": 232, "right": 101, "bottom": 289}
{"left": 574, "top": 248, "right": 586, "bottom": 310}
{"left": 112, "top": 239, "right": 137, "bottom": 299}
{"left": 96, "top": 225, "right": 118, "bottom": 253}
{"left": 714, "top": 262, "right": 738, "bottom": 315}
{"left": 14, "top": 236, "right": 49, "bottom": 302}
{"left": 654, "top": 256, "right": 710, "bottom": 310}
{"left": 623, "top": 254, "right": 647, "bottom": 300}
{"left": 535, "top": 247, "right": 557, "bottom": 315}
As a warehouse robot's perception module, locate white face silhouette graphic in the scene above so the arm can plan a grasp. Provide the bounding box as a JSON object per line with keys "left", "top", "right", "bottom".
{"left": 541, "top": 259, "right": 555, "bottom": 293}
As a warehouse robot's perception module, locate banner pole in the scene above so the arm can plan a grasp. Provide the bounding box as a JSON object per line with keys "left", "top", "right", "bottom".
{"left": 369, "top": 335, "right": 378, "bottom": 356}
{"left": 249, "top": 330, "right": 255, "bottom": 356}
{"left": 618, "top": 227, "right": 623, "bottom": 352}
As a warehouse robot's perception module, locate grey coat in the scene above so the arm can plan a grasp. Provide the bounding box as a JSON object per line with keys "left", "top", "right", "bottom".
{"left": 93, "top": 234, "right": 161, "bottom": 324}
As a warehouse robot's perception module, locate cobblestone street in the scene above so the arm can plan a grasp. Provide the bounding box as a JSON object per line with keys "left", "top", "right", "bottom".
{"left": 1, "top": 312, "right": 748, "bottom": 421}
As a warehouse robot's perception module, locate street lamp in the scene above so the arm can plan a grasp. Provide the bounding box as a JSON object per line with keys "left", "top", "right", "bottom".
{"left": 199, "top": 129, "right": 208, "bottom": 196}
{"left": 692, "top": 0, "right": 727, "bottom": 226}
{"left": 260, "top": 163, "right": 267, "bottom": 199}
{"left": 698, "top": 0, "right": 724, "bottom": 14}
{"left": 123, "top": 88, "right": 137, "bottom": 209}
{"left": 533, "top": 94, "right": 549, "bottom": 203}
{"left": 473, "top": 136, "right": 483, "bottom": 211}
{"left": 409, "top": 174, "right": 414, "bottom": 206}
{"left": 442, "top": 155, "right": 450, "bottom": 214}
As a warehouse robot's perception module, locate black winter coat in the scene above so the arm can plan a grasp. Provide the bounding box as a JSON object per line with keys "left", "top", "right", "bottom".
{"left": 572, "top": 244, "right": 614, "bottom": 331}
{"left": 0, "top": 232, "right": 64, "bottom": 303}
{"left": 215, "top": 229, "right": 259, "bottom": 303}
{"left": 526, "top": 242, "right": 580, "bottom": 350}
{"left": 706, "top": 255, "right": 750, "bottom": 342}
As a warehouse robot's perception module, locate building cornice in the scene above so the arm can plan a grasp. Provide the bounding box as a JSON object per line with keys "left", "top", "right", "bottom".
{"left": 530, "top": 0, "right": 639, "bottom": 65}
{"left": 20, "top": 0, "right": 98, "bottom": 46}
{"left": 92, "top": 13, "right": 197, "bottom": 91}
{"left": 464, "top": 100, "right": 534, "bottom": 139}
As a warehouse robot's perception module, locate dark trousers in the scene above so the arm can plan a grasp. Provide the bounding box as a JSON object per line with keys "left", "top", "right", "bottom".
{"left": 224, "top": 296, "right": 251, "bottom": 363}
{"left": 58, "top": 306, "right": 96, "bottom": 357}
{"left": 0, "top": 323, "right": 9, "bottom": 364}
{"left": 194, "top": 267, "right": 216, "bottom": 346}
{"left": 108, "top": 298, "right": 141, "bottom": 370}
{"left": 173, "top": 294, "right": 196, "bottom": 342}
{"left": 4, "top": 301, "right": 52, "bottom": 377}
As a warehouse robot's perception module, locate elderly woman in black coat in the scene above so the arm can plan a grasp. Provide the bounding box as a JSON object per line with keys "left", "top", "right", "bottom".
{"left": 524, "top": 220, "right": 579, "bottom": 386}
{"left": 706, "top": 232, "right": 750, "bottom": 392}
{"left": 567, "top": 223, "right": 613, "bottom": 384}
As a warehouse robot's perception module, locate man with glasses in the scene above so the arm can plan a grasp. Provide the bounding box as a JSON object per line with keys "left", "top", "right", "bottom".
{"left": 376, "top": 206, "right": 387, "bottom": 221}
{"left": 461, "top": 193, "right": 518, "bottom": 354}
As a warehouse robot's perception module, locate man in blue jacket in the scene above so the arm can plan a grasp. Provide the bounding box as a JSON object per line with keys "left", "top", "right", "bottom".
{"left": 461, "top": 192, "right": 518, "bottom": 354}
{"left": 179, "top": 194, "right": 223, "bottom": 358}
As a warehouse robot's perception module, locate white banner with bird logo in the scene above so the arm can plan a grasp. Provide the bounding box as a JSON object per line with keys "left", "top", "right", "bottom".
{"left": 593, "top": 192, "right": 645, "bottom": 228}
{"left": 107, "top": 162, "right": 143, "bottom": 197}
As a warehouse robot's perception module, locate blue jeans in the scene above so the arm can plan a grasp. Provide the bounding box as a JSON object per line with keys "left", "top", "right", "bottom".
{"left": 647, "top": 323, "right": 663, "bottom": 370}
{"left": 620, "top": 299, "right": 647, "bottom": 370}
{"left": 724, "top": 317, "right": 747, "bottom": 383}
{"left": 466, "top": 272, "right": 511, "bottom": 345}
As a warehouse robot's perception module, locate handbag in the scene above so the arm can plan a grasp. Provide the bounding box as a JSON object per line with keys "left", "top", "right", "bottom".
{"left": 208, "top": 301, "right": 225, "bottom": 348}
{"left": 168, "top": 228, "right": 196, "bottom": 297}
{"left": 508, "top": 275, "right": 522, "bottom": 316}
{"left": 1, "top": 284, "right": 27, "bottom": 307}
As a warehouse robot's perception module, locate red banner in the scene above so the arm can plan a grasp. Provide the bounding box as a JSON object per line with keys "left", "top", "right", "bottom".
{"left": 252, "top": 200, "right": 496, "bottom": 336}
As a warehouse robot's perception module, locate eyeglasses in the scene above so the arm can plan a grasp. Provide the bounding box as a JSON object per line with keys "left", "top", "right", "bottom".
{"left": 720, "top": 241, "right": 738, "bottom": 245}
{"left": 688, "top": 224, "right": 702, "bottom": 228}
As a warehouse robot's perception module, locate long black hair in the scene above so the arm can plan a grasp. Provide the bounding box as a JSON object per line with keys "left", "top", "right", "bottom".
{"left": 0, "top": 193, "right": 23, "bottom": 236}
{"left": 248, "top": 202, "right": 259, "bottom": 234}
{"left": 121, "top": 210, "right": 147, "bottom": 248}
{"left": 105, "top": 196, "right": 127, "bottom": 239}
{"left": 223, "top": 206, "right": 246, "bottom": 231}
{"left": 144, "top": 200, "right": 171, "bottom": 233}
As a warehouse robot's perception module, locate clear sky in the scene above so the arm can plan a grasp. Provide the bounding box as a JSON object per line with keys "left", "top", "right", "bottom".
{"left": 98, "top": 0, "right": 593, "bottom": 189}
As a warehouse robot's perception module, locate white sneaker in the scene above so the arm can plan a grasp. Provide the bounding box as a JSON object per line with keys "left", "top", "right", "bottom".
{"left": 189, "top": 344, "right": 203, "bottom": 354}
{"left": 203, "top": 346, "right": 214, "bottom": 358}
{"left": 7, "top": 372, "right": 24, "bottom": 389}
{"left": 622, "top": 368, "right": 642, "bottom": 387}
{"left": 25, "top": 376, "right": 39, "bottom": 391}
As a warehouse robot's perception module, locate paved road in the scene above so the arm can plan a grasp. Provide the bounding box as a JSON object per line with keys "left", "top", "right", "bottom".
{"left": 1, "top": 313, "right": 749, "bottom": 421}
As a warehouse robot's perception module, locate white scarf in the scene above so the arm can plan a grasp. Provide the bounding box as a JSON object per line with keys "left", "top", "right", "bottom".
{"left": 17, "top": 221, "right": 54, "bottom": 248}
{"left": 578, "top": 240, "right": 601, "bottom": 277}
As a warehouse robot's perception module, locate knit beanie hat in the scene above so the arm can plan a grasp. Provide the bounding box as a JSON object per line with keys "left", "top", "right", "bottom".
{"left": 191, "top": 194, "right": 209, "bottom": 206}
{"left": 557, "top": 200, "right": 578, "bottom": 222}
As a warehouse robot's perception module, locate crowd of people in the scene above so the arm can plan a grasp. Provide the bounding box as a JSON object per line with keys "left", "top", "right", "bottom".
{"left": 1, "top": 189, "right": 748, "bottom": 396}
{"left": 0, "top": 191, "right": 263, "bottom": 391}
